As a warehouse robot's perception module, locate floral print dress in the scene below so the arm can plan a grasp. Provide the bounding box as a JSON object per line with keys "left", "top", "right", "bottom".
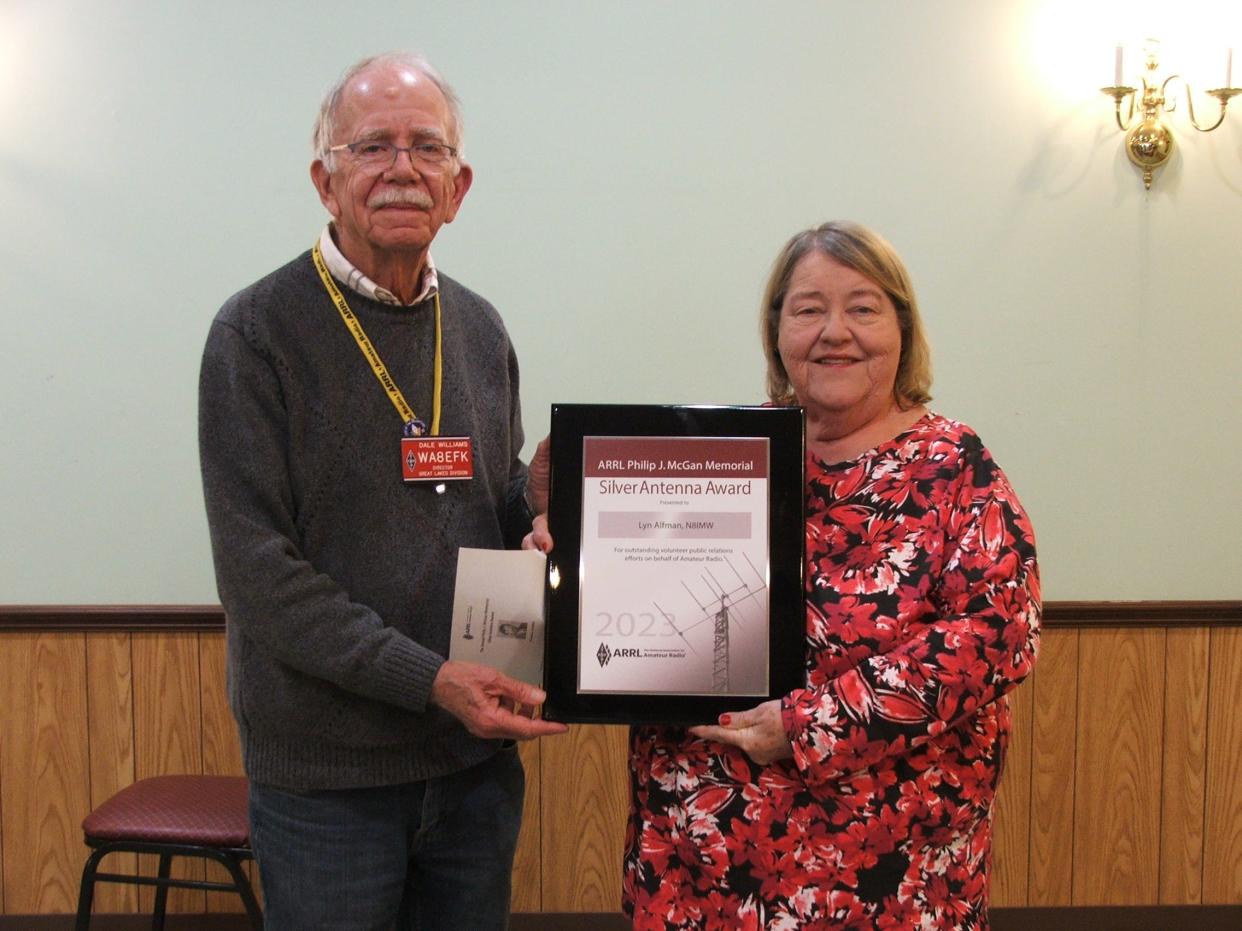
{"left": 623, "top": 413, "right": 1041, "bottom": 930}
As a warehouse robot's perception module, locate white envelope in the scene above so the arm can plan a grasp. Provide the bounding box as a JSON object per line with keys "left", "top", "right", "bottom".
{"left": 448, "top": 547, "right": 547, "bottom": 687}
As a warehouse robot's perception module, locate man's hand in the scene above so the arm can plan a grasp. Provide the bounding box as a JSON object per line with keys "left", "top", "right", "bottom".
{"left": 525, "top": 435, "right": 551, "bottom": 515}
{"left": 688, "top": 700, "right": 794, "bottom": 765}
{"left": 430, "top": 660, "right": 568, "bottom": 740}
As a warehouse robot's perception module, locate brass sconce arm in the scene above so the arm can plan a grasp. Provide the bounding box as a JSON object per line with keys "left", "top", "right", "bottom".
{"left": 1100, "top": 84, "right": 1139, "bottom": 131}
{"left": 1187, "top": 84, "right": 1242, "bottom": 132}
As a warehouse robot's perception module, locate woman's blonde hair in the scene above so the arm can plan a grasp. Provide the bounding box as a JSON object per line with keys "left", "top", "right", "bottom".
{"left": 760, "top": 220, "right": 932, "bottom": 408}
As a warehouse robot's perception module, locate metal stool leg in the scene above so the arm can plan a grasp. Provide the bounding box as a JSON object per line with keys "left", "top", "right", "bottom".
{"left": 218, "top": 854, "right": 264, "bottom": 929}
{"left": 151, "top": 852, "right": 172, "bottom": 931}
{"left": 75, "top": 846, "right": 109, "bottom": 931}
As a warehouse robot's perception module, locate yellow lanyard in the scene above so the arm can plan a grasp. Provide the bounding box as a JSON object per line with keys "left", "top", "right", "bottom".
{"left": 311, "top": 242, "right": 442, "bottom": 436}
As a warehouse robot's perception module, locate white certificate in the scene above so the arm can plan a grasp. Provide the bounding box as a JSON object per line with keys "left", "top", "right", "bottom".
{"left": 576, "top": 436, "right": 770, "bottom": 696}
{"left": 448, "top": 547, "right": 546, "bottom": 687}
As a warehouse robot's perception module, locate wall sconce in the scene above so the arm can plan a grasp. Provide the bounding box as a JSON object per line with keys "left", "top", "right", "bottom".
{"left": 1100, "top": 39, "right": 1239, "bottom": 189}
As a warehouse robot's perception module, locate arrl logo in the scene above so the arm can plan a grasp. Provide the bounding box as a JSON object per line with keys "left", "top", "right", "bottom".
{"left": 596, "top": 643, "right": 642, "bottom": 666}
{"left": 405, "top": 450, "right": 418, "bottom": 472}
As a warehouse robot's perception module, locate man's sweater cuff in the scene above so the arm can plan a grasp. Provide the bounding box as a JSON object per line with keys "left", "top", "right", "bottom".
{"left": 377, "top": 637, "right": 446, "bottom": 713}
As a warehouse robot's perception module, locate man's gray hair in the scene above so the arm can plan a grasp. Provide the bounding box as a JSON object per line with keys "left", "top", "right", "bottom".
{"left": 312, "top": 52, "right": 463, "bottom": 169}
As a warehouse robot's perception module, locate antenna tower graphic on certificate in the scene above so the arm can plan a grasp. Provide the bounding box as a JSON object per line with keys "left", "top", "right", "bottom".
{"left": 673, "top": 552, "right": 768, "bottom": 693}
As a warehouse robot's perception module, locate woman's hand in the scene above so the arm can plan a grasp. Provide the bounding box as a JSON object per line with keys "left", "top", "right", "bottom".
{"left": 525, "top": 436, "right": 551, "bottom": 514}
{"left": 522, "top": 437, "right": 554, "bottom": 553}
{"left": 521, "top": 513, "right": 554, "bottom": 554}
{"left": 688, "top": 700, "right": 793, "bottom": 765}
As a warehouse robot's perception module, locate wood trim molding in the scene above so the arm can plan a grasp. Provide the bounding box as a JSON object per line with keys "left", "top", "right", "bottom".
{"left": 1, "top": 600, "right": 1240, "bottom": 633}
{"left": 1042, "top": 600, "right": 1242, "bottom": 626}
{"left": 0, "top": 605, "right": 224, "bottom": 632}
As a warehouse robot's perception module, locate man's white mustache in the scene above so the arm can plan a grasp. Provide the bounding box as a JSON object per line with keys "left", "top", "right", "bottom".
{"left": 368, "top": 189, "right": 434, "bottom": 209}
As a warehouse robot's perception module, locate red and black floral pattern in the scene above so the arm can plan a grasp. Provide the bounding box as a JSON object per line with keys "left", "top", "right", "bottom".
{"left": 624, "top": 414, "right": 1040, "bottom": 930}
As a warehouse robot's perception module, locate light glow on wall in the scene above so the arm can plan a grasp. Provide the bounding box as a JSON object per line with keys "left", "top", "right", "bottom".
{"left": 0, "top": 8, "right": 17, "bottom": 125}
{"left": 1025, "top": 0, "right": 1241, "bottom": 104}
{"left": 0, "top": 2, "right": 57, "bottom": 136}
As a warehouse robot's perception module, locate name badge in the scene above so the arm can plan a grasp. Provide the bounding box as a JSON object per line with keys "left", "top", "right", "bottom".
{"left": 402, "top": 436, "right": 474, "bottom": 482}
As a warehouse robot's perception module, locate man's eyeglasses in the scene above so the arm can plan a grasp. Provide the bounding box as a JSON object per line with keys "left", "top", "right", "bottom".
{"left": 328, "top": 140, "right": 458, "bottom": 169}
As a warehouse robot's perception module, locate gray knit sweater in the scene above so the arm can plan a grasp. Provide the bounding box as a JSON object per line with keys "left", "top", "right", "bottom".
{"left": 199, "top": 250, "right": 530, "bottom": 790}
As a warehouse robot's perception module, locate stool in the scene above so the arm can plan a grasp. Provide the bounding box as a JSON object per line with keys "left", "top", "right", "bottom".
{"left": 75, "top": 774, "right": 263, "bottom": 930}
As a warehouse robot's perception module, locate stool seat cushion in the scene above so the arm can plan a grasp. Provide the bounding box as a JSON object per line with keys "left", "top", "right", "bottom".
{"left": 82, "top": 775, "right": 249, "bottom": 847}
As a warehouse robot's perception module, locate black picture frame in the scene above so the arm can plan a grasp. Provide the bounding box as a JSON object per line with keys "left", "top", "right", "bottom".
{"left": 543, "top": 403, "right": 805, "bottom": 725}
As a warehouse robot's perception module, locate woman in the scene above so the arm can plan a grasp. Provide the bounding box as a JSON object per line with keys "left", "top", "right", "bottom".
{"left": 621, "top": 221, "right": 1040, "bottom": 929}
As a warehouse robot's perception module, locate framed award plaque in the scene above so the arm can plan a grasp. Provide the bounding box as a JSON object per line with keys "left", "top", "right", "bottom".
{"left": 542, "top": 404, "right": 805, "bottom": 724}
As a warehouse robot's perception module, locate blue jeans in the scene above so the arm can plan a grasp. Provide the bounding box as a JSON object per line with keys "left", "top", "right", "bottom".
{"left": 248, "top": 745, "right": 524, "bottom": 931}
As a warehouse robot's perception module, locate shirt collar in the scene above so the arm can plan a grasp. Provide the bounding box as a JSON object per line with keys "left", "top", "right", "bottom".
{"left": 318, "top": 225, "right": 439, "bottom": 307}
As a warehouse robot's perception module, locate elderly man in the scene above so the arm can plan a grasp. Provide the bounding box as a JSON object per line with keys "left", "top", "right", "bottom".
{"left": 198, "top": 52, "right": 565, "bottom": 930}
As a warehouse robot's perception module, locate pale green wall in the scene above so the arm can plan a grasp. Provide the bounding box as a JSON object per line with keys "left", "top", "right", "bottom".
{"left": 2, "top": 0, "right": 1239, "bottom": 602}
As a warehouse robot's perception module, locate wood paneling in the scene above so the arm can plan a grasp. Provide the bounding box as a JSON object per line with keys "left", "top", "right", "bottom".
{"left": 85, "top": 634, "right": 136, "bottom": 913}
{"left": 540, "top": 725, "right": 628, "bottom": 911}
{"left": 132, "top": 633, "right": 204, "bottom": 914}
{"left": 992, "top": 678, "right": 1034, "bottom": 906}
{"left": 1160, "top": 627, "right": 1209, "bottom": 904}
{"left": 1204, "top": 628, "right": 1242, "bottom": 903}
{"left": 199, "top": 636, "right": 240, "bottom": 778}
{"left": 0, "top": 635, "right": 91, "bottom": 913}
{"left": 0, "top": 693, "right": 4, "bottom": 915}
{"left": 1073, "top": 628, "right": 1164, "bottom": 904}
{"left": 1028, "top": 628, "right": 1078, "bottom": 906}
{"left": 511, "top": 740, "right": 542, "bottom": 913}
{"left": 4, "top": 604, "right": 1242, "bottom": 919}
